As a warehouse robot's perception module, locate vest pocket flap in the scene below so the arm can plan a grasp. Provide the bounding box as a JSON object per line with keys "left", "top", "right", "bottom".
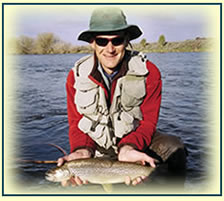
{"left": 91, "top": 126, "right": 112, "bottom": 149}
{"left": 74, "top": 78, "right": 98, "bottom": 91}
{"left": 121, "top": 76, "right": 146, "bottom": 108}
{"left": 113, "top": 112, "right": 134, "bottom": 138}
{"left": 79, "top": 117, "right": 104, "bottom": 139}
{"left": 75, "top": 88, "right": 98, "bottom": 109}
{"left": 114, "top": 112, "right": 140, "bottom": 138}
{"left": 78, "top": 116, "right": 92, "bottom": 133}
{"left": 90, "top": 124, "right": 105, "bottom": 140}
{"left": 79, "top": 117, "right": 112, "bottom": 149}
{"left": 122, "top": 76, "right": 146, "bottom": 98}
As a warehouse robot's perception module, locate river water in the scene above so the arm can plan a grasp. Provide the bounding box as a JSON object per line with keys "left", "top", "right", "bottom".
{"left": 6, "top": 52, "right": 218, "bottom": 194}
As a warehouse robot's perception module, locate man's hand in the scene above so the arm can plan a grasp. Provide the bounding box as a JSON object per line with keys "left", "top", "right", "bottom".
{"left": 118, "top": 145, "right": 156, "bottom": 186}
{"left": 57, "top": 148, "right": 92, "bottom": 187}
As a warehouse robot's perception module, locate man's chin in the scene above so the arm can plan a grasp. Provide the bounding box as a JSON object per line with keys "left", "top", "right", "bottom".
{"left": 106, "top": 65, "right": 118, "bottom": 69}
{"left": 103, "top": 62, "right": 118, "bottom": 69}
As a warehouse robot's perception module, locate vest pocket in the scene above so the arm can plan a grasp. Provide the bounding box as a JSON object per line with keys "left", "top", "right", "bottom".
{"left": 113, "top": 112, "right": 135, "bottom": 138}
{"left": 121, "top": 76, "right": 146, "bottom": 109}
{"left": 75, "top": 88, "right": 98, "bottom": 115}
{"left": 90, "top": 125, "right": 112, "bottom": 149}
{"left": 74, "top": 77, "right": 99, "bottom": 115}
{"left": 78, "top": 116, "right": 113, "bottom": 149}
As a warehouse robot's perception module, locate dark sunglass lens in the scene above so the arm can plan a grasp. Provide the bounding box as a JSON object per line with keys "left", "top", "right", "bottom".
{"left": 95, "top": 38, "right": 108, "bottom": 46}
{"left": 112, "top": 37, "right": 124, "bottom": 46}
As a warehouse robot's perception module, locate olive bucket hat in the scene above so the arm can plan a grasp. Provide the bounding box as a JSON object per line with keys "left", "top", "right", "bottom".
{"left": 78, "top": 7, "right": 142, "bottom": 42}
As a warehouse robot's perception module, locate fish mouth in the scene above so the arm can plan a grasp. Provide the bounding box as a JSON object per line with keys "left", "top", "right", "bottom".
{"left": 45, "top": 172, "right": 54, "bottom": 181}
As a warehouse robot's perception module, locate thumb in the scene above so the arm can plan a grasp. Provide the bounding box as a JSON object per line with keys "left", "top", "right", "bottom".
{"left": 57, "top": 157, "right": 65, "bottom": 167}
{"left": 149, "top": 159, "right": 156, "bottom": 168}
{"left": 145, "top": 156, "right": 156, "bottom": 168}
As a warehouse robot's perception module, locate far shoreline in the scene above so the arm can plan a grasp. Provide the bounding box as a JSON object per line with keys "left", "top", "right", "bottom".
{"left": 8, "top": 35, "right": 214, "bottom": 55}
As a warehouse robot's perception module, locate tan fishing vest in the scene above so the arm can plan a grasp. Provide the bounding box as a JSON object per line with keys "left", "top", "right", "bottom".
{"left": 72, "top": 51, "right": 149, "bottom": 153}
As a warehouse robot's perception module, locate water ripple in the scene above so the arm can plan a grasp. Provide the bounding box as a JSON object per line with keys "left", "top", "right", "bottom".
{"left": 9, "top": 52, "right": 216, "bottom": 192}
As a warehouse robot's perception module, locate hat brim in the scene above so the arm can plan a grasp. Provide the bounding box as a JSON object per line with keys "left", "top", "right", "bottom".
{"left": 78, "top": 25, "right": 142, "bottom": 43}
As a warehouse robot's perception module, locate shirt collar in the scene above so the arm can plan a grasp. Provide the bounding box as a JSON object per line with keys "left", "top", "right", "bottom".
{"left": 98, "top": 64, "right": 119, "bottom": 82}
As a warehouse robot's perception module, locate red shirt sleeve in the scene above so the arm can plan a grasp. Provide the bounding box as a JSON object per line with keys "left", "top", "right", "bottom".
{"left": 118, "top": 61, "right": 162, "bottom": 151}
{"left": 66, "top": 70, "right": 96, "bottom": 154}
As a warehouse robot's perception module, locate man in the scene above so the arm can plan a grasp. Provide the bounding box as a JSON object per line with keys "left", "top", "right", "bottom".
{"left": 58, "top": 7, "right": 186, "bottom": 187}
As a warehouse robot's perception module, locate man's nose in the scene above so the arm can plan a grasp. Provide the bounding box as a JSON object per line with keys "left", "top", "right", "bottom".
{"left": 106, "top": 41, "right": 116, "bottom": 53}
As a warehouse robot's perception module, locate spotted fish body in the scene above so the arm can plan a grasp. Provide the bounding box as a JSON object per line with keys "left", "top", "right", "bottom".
{"left": 45, "top": 158, "right": 155, "bottom": 184}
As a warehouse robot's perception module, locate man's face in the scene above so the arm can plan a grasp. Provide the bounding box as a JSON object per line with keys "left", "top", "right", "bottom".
{"left": 91, "top": 34, "right": 127, "bottom": 74}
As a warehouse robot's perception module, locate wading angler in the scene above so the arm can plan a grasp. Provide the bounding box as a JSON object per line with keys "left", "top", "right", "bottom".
{"left": 56, "top": 7, "right": 187, "bottom": 187}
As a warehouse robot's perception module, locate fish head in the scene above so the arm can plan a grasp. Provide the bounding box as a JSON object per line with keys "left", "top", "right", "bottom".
{"left": 45, "top": 166, "right": 70, "bottom": 182}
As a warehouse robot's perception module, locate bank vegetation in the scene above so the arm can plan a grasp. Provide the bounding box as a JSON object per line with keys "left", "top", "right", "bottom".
{"left": 8, "top": 32, "right": 214, "bottom": 55}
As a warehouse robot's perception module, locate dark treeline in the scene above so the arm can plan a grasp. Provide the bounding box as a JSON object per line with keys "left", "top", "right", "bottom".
{"left": 8, "top": 32, "right": 214, "bottom": 55}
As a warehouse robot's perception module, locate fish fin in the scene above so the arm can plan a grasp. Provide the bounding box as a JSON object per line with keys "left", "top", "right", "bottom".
{"left": 102, "top": 184, "right": 113, "bottom": 193}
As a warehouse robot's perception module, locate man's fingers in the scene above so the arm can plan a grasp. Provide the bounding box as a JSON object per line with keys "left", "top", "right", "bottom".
{"left": 57, "top": 156, "right": 69, "bottom": 167}
{"left": 148, "top": 159, "right": 156, "bottom": 168}
{"left": 63, "top": 176, "right": 86, "bottom": 187}
{"left": 70, "top": 177, "right": 77, "bottom": 187}
{"left": 57, "top": 150, "right": 92, "bottom": 188}
{"left": 132, "top": 178, "right": 139, "bottom": 186}
{"left": 125, "top": 176, "right": 131, "bottom": 186}
{"left": 83, "top": 180, "right": 88, "bottom": 185}
{"left": 61, "top": 180, "right": 69, "bottom": 187}
{"left": 60, "top": 175, "right": 87, "bottom": 187}
{"left": 141, "top": 176, "right": 146, "bottom": 180}
{"left": 132, "top": 177, "right": 143, "bottom": 186}
{"left": 143, "top": 155, "right": 156, "bottom": 168}
{"left": 74, "top": 176, "right": 83, "bottom": 186}
{"left": 57, "top": 157, "right": 64, "bottom": 167}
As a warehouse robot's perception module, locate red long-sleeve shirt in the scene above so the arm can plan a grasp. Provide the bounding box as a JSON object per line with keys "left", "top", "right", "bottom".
{"left": 66, "top": 59, "right": 162, "bottom": 154}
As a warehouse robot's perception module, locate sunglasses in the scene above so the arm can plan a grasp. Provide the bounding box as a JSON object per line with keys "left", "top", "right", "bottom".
{"left": 95, "top": 37, "right": 125, "bottom": 47}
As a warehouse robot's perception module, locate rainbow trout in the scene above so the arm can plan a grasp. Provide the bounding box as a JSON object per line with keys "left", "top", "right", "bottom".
{"left": 45, "top": 158, "right": 155, "bottom": 184}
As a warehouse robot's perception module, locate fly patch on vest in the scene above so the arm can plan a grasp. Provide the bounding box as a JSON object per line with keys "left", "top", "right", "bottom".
{"left": 73, "top": 52, "right": 149, "bottom": 152}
